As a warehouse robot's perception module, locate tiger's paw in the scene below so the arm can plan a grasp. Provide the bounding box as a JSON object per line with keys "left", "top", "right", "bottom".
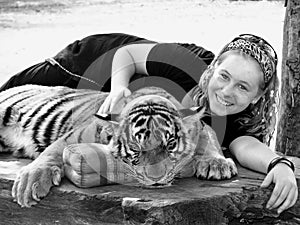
{"left": 12, "top": 162, "right": 62, "bottom": 207}
{"left": 195, "top": 156, "right": 237, "bottom": 180}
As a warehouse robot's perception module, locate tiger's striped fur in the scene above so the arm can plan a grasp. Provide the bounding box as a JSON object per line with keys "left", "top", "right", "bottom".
{"left": 0, "top": 85, "right": 106, "bottom": 159}
{"left": 0, "top": 85, "right": 237, "bottom": 207}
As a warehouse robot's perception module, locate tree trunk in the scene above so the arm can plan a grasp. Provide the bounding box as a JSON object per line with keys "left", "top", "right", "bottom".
{"left": 276, "top": 0, "right": 300, "bottom": 157}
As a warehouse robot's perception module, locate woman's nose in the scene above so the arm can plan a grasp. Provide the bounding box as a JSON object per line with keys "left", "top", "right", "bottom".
{"left": 220, "top": 83, "right": 234, "bottom": 97}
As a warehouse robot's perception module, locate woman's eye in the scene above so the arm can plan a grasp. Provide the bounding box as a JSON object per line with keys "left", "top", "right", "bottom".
{"left": 219, "top": 73, "right": 229, "bottom": 80}
{"left": 238, "top": 84, "right": 248, "bottom": 91}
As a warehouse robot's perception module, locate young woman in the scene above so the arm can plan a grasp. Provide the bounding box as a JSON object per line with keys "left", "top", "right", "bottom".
{"left": 0, "top": 33, "right": 297, "bottom": 214}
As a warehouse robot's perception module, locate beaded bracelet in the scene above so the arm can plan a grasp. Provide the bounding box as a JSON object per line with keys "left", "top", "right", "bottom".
{"left": 267, "top": 156, "right": 295, "bottom": 173}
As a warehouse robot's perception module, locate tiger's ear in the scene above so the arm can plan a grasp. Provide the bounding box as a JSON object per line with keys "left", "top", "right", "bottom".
{"left": 182, "top": 107, "right": 206, "bottom": 143}
{"left": 182, "top": 106, "right": 206, "bottom": 123}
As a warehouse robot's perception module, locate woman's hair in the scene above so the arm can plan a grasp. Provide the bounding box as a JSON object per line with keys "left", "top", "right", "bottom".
{"left": 193, "top": 38, "right": 279, "bottom": 146}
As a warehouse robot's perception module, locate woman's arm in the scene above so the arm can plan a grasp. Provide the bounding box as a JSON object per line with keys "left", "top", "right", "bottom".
{"left": 229, "top": 136, "right": 276, "bottom": 173}
{"left": 229, "top": 136, "right": 298, "bottom": 214}
{"left": 98, "top": 43, "right": 156, "bottom": 114}
{"left": 110, "top": 43, "right": 156, "bottom": 90}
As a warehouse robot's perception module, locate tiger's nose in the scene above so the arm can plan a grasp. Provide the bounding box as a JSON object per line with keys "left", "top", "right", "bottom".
{"left": 141, "top": 132, "right": 162, "bottom": 151}
{"left": 144, "top": 163, "right": 167, "bottom": 181}
{"left": 143, "top": 139, "right": 161, "bottom": 151}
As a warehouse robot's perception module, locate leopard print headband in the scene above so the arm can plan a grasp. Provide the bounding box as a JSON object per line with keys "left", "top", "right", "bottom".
{"left": 219, "top": 37, "right": 277, "bottom": 84}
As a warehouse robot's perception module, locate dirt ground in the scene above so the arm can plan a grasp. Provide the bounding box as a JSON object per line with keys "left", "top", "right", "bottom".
{"left": 0, "top": 0, "right": 285, "bottom": 85}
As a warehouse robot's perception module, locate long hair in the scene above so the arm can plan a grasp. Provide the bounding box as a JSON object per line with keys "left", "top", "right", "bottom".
{"left": 193, "top": 50, "right": 279, "bottom": 146}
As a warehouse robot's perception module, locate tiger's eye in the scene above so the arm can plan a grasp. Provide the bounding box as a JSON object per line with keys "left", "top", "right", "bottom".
{"left": 131, "top": 158, "right": 139, "bottom": 166}
{"left": 166, "top": 138, "right": 177, "bottom": 152}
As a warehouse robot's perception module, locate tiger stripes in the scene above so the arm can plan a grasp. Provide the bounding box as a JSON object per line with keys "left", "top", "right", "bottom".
{"left": 0, "top": 85, "right": 107, "bottom": 158}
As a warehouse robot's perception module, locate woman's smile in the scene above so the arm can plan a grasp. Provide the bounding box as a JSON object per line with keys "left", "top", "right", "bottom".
{"left": 215, "top": 94, "right": 234, "bottom": 107}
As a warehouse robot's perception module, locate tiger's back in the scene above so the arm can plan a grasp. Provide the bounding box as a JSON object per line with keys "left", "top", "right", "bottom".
{"left": 0, "top": 85, "right": 107, "bottom": 158}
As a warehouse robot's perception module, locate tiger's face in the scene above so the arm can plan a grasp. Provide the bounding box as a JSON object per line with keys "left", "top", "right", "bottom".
{"left": 106, "top": 87, "right": 204, "bottom": 187}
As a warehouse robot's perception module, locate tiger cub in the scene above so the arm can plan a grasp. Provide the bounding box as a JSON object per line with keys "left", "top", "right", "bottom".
{"left": 0, "top": 85, "right": 237, "bottom": 207}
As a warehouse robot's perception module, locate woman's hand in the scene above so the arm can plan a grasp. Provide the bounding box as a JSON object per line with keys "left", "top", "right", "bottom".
{"left": 261, "top": 163, "right": 298, "bottom": 214}
{"left": 98, "top": 86, "right": 131, "bottom": 114}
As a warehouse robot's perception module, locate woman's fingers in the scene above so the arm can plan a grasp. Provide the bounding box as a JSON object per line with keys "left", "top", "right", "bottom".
{"left": 269, "top": 185, "right": 289, "bottom": 210}
{"left": 277, "top": 186, "right": 298, "bottom": 214}
{"left": 98, "top": 88, "right": 131, "bottom": 114}
{"left": 98, "top": 97, "right": 112, "bottom": 114}
{"left": 262, "top": 165, "right": 298, "bottom": 214}
{"left": 97, "top": 100, "right": 107, "bottom": 114}
{"left": 291, "top": 186, "right": 298, "bottom": 207}
{"left": 123, "top": 88, "right": 131, "bottom": 97}
{"left": 109, "top": 97, "right": 119, "bottom": 113}
{"left": 266, "top": 182, "right": 283, "bottom": 209}
{"left": 109, "top": 88, "right": 132, "bottom": 113}
{"left": 109, "top": 90, "right": 123, "bottom": 113}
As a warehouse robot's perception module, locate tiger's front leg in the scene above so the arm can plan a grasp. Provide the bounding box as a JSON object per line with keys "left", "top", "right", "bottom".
{"left": 194, "top": 123, "right": 238, "bottom": 180}
{"left": 12, "top": 139, "right": 66, "bottom": 207}
{"left": 11, "top": 117, "right": 114, "bottom": 207}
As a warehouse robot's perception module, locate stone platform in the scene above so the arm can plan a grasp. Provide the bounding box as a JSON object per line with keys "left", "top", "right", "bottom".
{"left": 0, "top": 153, "right": 299, "bottom": 225}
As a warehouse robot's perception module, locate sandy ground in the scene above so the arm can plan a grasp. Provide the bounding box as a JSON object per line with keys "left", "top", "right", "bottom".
{"left": 0, "top": 0, "right": 286, "bottom": 86}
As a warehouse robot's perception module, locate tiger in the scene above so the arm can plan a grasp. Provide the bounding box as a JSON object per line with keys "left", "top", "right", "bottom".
{"left": 0, "top": 84, "right": 237, "bottom": 207}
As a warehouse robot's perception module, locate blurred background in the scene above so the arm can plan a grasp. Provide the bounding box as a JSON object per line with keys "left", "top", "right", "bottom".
{"left": 0, "top": 0, "right": 285, "bottom": 85}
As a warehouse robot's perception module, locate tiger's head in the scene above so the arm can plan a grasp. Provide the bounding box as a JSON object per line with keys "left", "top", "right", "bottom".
{"left": 102, "top": 87, "right": 206, "bottom": 187}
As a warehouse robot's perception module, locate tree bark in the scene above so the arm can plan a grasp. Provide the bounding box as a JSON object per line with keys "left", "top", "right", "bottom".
{"left": 276, "top": 0, "right": 300, "bottom": 157}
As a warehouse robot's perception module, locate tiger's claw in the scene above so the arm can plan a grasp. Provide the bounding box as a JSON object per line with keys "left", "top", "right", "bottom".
{"left": 12, "top": 162, "right": 62, "bottom": 207}
{"left": 196, "top": 156, "right": 237, "bottom": 180}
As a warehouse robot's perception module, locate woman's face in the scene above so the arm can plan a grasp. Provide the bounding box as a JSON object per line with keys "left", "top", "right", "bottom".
{"left": 207, "top": 53, "right": 263, "bottom": 116}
